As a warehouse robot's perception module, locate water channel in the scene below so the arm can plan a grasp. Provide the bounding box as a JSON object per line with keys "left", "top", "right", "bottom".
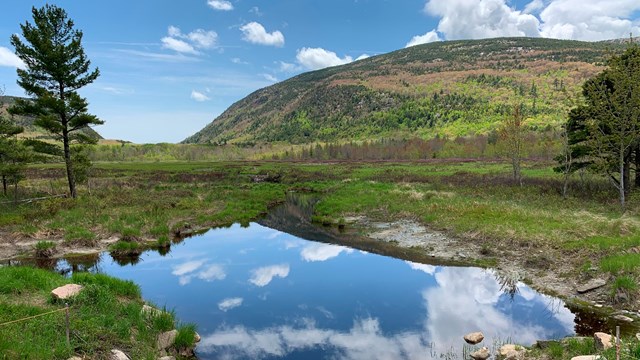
{"left": 8, "top": 195, "right": 629, "bottom": 359}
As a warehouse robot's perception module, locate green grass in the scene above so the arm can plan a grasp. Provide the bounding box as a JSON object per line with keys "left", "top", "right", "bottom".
{"left": 0, "top": 266, "right": 196, "bottom": 359}
{"left": 601, "top": 254, "right": 640, "bottom": 274}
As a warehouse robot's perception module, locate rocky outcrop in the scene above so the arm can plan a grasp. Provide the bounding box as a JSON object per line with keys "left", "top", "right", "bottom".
{"left": 576, "top": 279, "right": 606, "bottom": 294}
{"left": 157, "top": 329, "right": 178, "bottom": 350}
{"left": 470, "top": 347, "right": 490, "bottom": 360}
{"left": 499, "top": 344, "right": 525, "bottom": 359}
{"left": 51, "top": 284, "right": 83, "bottom": 300}
{"left": 464, "top": 332, "right": 485, "bottom": 345}
{"left": 109, "top": 349, "right": 130, "bottom": 360}
{"left": 593, "top": 332, "right": 613, "bottom": 350}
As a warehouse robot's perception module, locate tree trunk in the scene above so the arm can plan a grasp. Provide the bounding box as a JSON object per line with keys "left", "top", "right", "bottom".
{"left": 624, "top": 159, "right": 631, "bottom": 195}
{"left": 62, "top": 128, "right": 77, "bottom": 199}
{"left": 636, "top": 145, "right": 640, "bottom": 188}
{"left": 619, "top": 144, "right": 626, "bottom": 209}
{"left": 13, "top": 178, "right": 18, "bottom": 205}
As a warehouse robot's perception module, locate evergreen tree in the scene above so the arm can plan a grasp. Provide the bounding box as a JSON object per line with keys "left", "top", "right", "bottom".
{"left": 0, "top": 103, "right": 28, "bottom": 198}
{"left": 9, "top": 5, "right": 102, "bottom": 198}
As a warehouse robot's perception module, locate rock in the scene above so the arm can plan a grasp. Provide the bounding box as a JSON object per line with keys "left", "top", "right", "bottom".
{"left": 109, "top": 350, "right": 130, "bottom": 360}
{"left": 636, "top": 333, "right": 640, "bottom": 341}
{"left": 593, "top": 332, "right": 613, "bottom": 350}
{"left": 67, "top": 357, "right": 83, "bottom": 360}
{"left": 470, "top": 347, "right": 490, "bottom": 360}
{"left": 499, "top": 344, "right": 525, "bottom": 359}
{"left": 612, "top": 314, "right": 634, "bottom": 322}
{"left": 577, "top": 279, "right": 606, "bottom": 294}
{"left": 157, "top": 329, "right": 178, "bottom": 350}
{"left": 570, "top": 356, "right": 601, "bottom": 360}
{"left": 464, "top": 331, "right": 485, "bottom": 345}
{"left": 157, "top": 357, "right": 175, "bottom": 360}
{"left": 51, "top": 284, "right": 83, "bottom": 300}
{"left": 194, "top": 331, "right": 201, "bottom": 343}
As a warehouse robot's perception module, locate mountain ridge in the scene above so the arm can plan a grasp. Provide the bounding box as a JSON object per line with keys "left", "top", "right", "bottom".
{"left": 183, "top": 37, "right": 632, "bottom": 145}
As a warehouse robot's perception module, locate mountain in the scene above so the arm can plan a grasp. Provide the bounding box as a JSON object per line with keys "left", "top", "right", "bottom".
{"left": 183, "top": 37, "right": 631, "bottom": 145}
{"left": 0, "top": 95, "right": 103, "bottom": 141}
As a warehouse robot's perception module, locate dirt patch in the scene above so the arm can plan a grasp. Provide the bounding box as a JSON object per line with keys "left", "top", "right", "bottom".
{"left": 0, "top": 231, "right": 120, "bottom": 261}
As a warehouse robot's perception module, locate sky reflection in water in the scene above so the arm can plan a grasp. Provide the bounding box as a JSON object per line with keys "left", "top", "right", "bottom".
{"left": 98, "top": 223, "right": 575, "bottom": 360}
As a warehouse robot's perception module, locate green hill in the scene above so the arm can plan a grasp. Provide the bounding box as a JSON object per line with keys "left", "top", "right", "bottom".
{"left": 0, "top": 95, "right": 103, "bottom": 142}
{"left": 183, "top": 37, "right": 628, "bottom": 145}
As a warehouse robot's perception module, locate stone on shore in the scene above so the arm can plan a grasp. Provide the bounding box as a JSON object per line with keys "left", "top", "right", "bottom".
{"left": 470, "top": 347, "right": 490, "bottom": 360}
{"left": 194, "top": 331, "right": 201, "bottom": 343}
{"left": 157, "top": 357, "right": 175, "bottom": 360}
{"left": 593, "top": 332, "right": 613, "bottom": 350}
{"left": 464, "top": 331, "right": 485, "bottom": 345}
{"left": 109, "top": 349, "right": 130, "bottom": 360}
{"left": 51, "top": 284, "right": 83, "bottom": 300}
{"left": 157, "top": 329, "right": 178, "bottom": 350}
{"left": 499, "top": 344, "right": 525, "bottom": 359}
{"left": 577, "top": 279, "right": 606, "bottom": 294}
{"left": 570, "top": 356, "right": 601, "bottom": 360}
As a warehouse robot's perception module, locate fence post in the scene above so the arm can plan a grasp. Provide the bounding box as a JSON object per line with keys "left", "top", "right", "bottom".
{"left": 616, "top": 325, "right": 620, "bottom": 360}
{"left": 65, "top": 303, "right": 70, "bottom": 346}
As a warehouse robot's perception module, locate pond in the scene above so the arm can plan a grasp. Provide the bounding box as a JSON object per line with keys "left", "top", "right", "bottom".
{"left": 51, "top": 222, "right": 577, "bottom": 360}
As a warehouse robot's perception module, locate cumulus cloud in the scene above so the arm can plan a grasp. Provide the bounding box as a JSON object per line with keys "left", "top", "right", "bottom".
{"left": 0, "top": 47, "right": 26, "bottom": 69}
{"left": 208, "top": 0, "right": 233, "bottom": 11}
{"left": 405, "top": 30, "right": 442, "bottom": 47}
{"left": 296, "top": 47, "right": 354, "bottom": 70}
{"left": 300, "top": 244, "right": 353, "bottom": 262}
{"left": 405, "top": 261, "right": 437, "bottom": 275}
{"left": 172, "top": 260, "right": 226, "bottom": 285}
{"left": 356, "top": 54, "right": 370, "bottom": 61}
{"left": 218, "top": 297, "right": 244, "bottom": 312}
{"left": 198, "top": 264, "right": 226, "bottom": 281}
{"left": 262, "top": 74, "right": 278, "bottom": 82}
{"left": 191, "top": 90, "right": 211, "bottom": 102}
{"left": 277, "top": 61, "right": 301, "bottom": 73}
{"left": 240, "top": 22, "right": 285, "bottom": 47}
{"left": 162, "top": 26, "right": 218, "bottom": 54}
{"left": 410, "top": 0, "right": 640, "bottom": 43}
{"left": 249, "top": 264, "right": 290, "bottom": 287}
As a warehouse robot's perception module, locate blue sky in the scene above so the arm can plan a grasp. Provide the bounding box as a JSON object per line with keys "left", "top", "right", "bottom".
{"left": 1, "top": 0, "right": 639, "bottom": 143}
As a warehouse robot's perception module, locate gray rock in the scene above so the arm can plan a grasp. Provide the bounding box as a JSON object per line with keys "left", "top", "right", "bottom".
{"left": 577, "top": 279, "right": 606, "bottom": 294}
{"left": 636, "top": 333, "right": 640, "bottom": 341}
{"left": 157, "top": 357, "right": 175, "bottom": 360}
{"left": 470, "top": 347, "right": 490, "bottom": 360}
{"left": 51, "top": 284, "right": 83, "bottom": 300}
{"left": 612, "top": 314, "right": 633, "bottom": 322}
{"left": 109, "top": 350, "right": 130, "bottom": 360}
{"left": 194, "top": 331, "right": 201, "bottom": 343}
{"left": 499, "top": 344, "right": 525, "bottom": 359}
{"left": 464, "top": 331, "right": 485, "bottom": 345}
{"left": 157, "top": 329, "right": 178, "bottom": 350}
{"left": 570, "top": 356, "right": 601, "bottom": 360}
{"left": 594, "top": 332, "right": 613, "bottom": 350}
{"left": 67, "top": 357, "right": 83, "bottom": 360}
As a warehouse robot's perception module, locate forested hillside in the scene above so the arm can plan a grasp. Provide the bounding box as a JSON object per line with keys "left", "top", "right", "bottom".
{"left": 184, "top": 37, "right": 624, "bottom": 145}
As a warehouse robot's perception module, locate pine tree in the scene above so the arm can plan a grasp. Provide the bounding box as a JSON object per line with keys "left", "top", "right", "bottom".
{"left": 9, "top": 5, "right": 102, "bottom": 198}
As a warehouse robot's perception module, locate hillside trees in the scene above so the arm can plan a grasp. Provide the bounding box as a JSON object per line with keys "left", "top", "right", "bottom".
{"left": 562, "top": 42, "right": 640, "bottom": 207}
{"left": 500, "top": 104, "right": 526, "bottom": 186}
{"left": 0, "top": 97, "right": 29, "bottom": 198}
{"left": 9, "top": 5, "right": 102, "bottom": 198}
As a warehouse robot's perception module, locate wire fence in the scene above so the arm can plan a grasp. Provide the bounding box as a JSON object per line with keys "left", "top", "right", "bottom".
{"left": 0, "top": 303, "right": 72, "bottom": 345}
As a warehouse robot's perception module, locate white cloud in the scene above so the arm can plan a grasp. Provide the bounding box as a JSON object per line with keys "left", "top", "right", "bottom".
{"left": 415, "top": 0, "right": 640, "bottom": 42}
{"left": 300, "top": 244, "right": 353, "bottom": 262}
{"left": 277, "top": 61, "right": 301, "bottom": 73}
{"left": 249, "top": 6, "right": 263, "bottom": 16}
{"left": 296, "top": 47, "right": 354, "bottom": 70}
{"left": 405, "top": 30, "right": 442, "bottom": 48}
{"left": 240, "top": 22, "right": 285, "bottom": 47}
{"left": 218, "top": 297, "right": 244, "bottom": 312}
{"left": 249, "top": 264, "right": 290, "bottom": 287}
{"left": 198, "top": 264, "right": 226, "bottom": 281}
{"left": 162, "top": 26, "right": 218, "bottom": 55}
{"left": 355, "top": 54, "right": 370, "bottom": 61}
{"left": 191, "top": 90, "right": 211, "bottom": 102}
{"left": 172, "top": 260, "right": 205, "bottom": 276}
{"left": 231, "top": 57, "right": 249, "bottom": 65}
{"left": 405, "top": 261, "right": 437, "bottom": 275}
{"left": 262, "top": 74, "right": 278, "bottom": 82}
{"left": 208, "top": 0, "right": 233, "bottom": 11}
{"left": 161, "top": 37, "right": 198, "bottom": 54}
{"left": 0, "top": 47, "right": 26, "bottom": 69}
{"left": 424, "top": 0, "right": 541, "bottom": 40}
{"left": 539, "top": 0, "right": 640, "bottom": 41}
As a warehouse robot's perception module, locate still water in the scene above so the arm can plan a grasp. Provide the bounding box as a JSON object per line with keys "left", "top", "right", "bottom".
{"left": 68, "top": 223, "right": 576, "bottom": 360}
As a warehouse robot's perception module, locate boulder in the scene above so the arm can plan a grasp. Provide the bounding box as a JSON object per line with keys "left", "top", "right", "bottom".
{"left": 499, "top": 344, "right": 525, "bottom": 359}
{"left": 470, "top": 347, "right": 490, "bottom": 360}
{"left": 109, "top": 350, "right": 130, "bottom": 360}
{"left": 51, "top": 284, "right": 83, "bottom": 300}
{"left": 577, "top": 279, "right": 606, "bottom": 294}
{"left": 157, "top": 329, "right": 178, "bottom": 350}
{"left": 612, "top": 314, "right": 633, "bottom": 322}
{"left": 464, "top": 332, "right": 485, "bottom": 345}
{"left": 194, "top": 331, "right": 201, "bottom": 343}
{"left": 593, "top": 332, "right": 613, "bottom": 350}
{"left": 570, "top": 356, "right": 601, "bottom": 360}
